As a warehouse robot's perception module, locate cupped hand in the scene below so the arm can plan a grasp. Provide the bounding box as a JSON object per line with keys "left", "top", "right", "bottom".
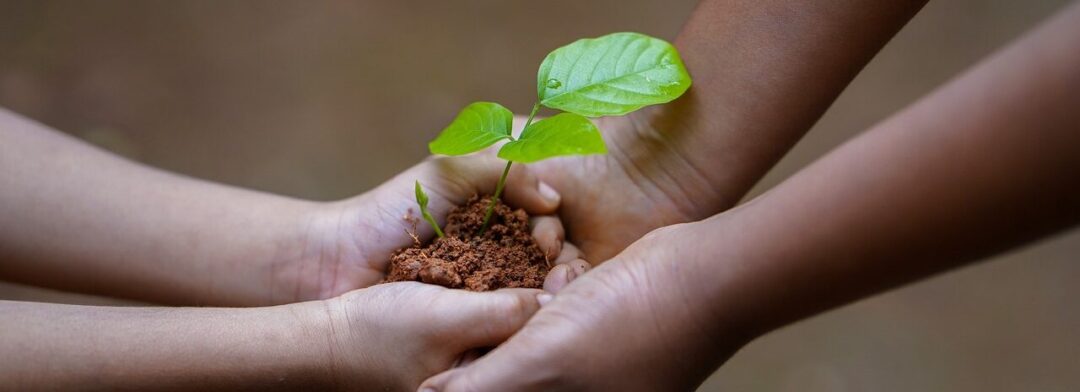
{"left": 318, "top": 282, "right": 550, "bottom": 391}
{"left": 267, "top": 154, "right": 578, "bottom": 304}
{"left": 419, "top": 221, "right": 750, "bottom": 392}
{"left": 521, "top": 110, "right": 728, "bottom": 263}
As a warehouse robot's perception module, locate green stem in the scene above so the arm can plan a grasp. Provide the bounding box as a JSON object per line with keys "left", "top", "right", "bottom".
{"left": 479, "top": 102, "right": 541, "bottom": 234}
{"left": 422, "top": 211, "right": 445, "bottom": 238}
{"left": 479, "top": 161, "right": 513, "bottom": 234}
{"left": 522, "top": 101, "right": 541, "bottom": 128}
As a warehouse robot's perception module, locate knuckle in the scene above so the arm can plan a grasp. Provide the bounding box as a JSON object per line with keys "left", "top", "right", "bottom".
{"left": 503, "top": 292, "right": 536, "bottom": 317}
{"left": 445, "top": 372, "right": 481, "bottom": 392}
{"left": 640, "top": 222, "right": 689, "bottom": 243}
{"left": 489, "top": 293, "right": 536, "bottom": 331}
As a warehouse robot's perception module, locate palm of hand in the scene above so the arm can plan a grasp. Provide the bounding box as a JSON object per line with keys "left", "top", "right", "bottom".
{"left": 420, "top": 223, "right": 743, "bottom": 391}
{"left": 269, "top": 155, "right": 565, "bottom": 303}
{"left": 327, "top": 282, "right": 547, "bottom": 391}
{"left": 527, "top": 113, "right": 721, "bottom": 263}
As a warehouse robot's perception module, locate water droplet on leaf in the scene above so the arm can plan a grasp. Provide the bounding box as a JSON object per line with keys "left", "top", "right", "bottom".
{"left": 545, "top": 78, "right": 562, "bottom": 89}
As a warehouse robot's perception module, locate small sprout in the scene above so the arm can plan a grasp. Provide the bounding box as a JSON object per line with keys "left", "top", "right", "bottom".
{"left": 414, "top": 180, "right": 444, "bottom": 238}
{"left": 419, "top": 32, "right": 693, "bottom": 234}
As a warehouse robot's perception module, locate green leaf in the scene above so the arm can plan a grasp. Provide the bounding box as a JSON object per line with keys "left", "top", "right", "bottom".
{"left": 414, "top": 180, "right": 444, "bottom": 238}
{"left": 429, "top": 102, "right": 514, "bottom": 156}
{"left": 537, "top": 32, "right": 692, "bottom": 117}
{"left": 497, "top": 113, "right": 606, "bottom": 163}
{"left": 414, "top": 180, "right": 429, "bottom": 210}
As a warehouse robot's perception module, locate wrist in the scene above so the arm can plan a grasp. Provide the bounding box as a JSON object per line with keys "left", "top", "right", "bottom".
{"left": 615, "top": 107, "right": 739, "bottom": 219}
{"left": 637, "top": 221, "right": 760, "bottom": 348}
{"left": 684, "top": 210, "right": 804, "bottom": 342}
{"left": 270, "top": 300, "right": 344, "bottom": 390}
{"left": 171, "top": 303, "right": 341, "bottom": 390}
{"left": 295, "top": 292, "right": 379, "bottom": 392}
{"left": 257, "top": 200, "right": 353, "bottom": 305}
{"left": 203, "top": 195, "right": 325, "bottom": 306}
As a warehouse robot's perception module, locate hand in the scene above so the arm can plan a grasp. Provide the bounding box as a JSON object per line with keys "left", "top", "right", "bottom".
{"left": 0, "top": 283, "right": 546, "bottom": 390}
{"left": 318, "top": 282, "right": 550, "bottom": 391}
{"left": 0, "top": 109, "right": 575, "bottom": 306}
{"left": 523, "top": 111, "right": 728, "bottom": 263}
{"left": 266, "top": 154, "right": 578, "bottom": 304}
{"left": 419, "top": 221, "right": 750, "bottom": 392}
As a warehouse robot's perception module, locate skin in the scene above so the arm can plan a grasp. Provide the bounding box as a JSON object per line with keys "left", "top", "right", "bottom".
{"left": 0, "top": 92, "right": 586, "bottom": 388}
{"left": 530, "top": 0, "right": 930, "bottom": 262}
{"left": 0, "top": 108, "right": 580, "bottom": 306}
{"left": 0, "top": 283, "right": 550, "bottom": 391}
{"left": 421, "top": 2, "right": 1080, "bottom": 391}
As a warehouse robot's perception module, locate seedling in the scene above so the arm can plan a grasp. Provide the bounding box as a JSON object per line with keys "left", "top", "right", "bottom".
{"left": 414, "top": 180, "right": 444, "bottom": 238}
{"left": 417, "top": 32, "right": 692, "bottom": 236}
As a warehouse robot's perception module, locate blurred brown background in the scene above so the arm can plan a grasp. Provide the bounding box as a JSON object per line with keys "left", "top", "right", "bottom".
{"left": 1, "top": 1, "right": 1077, "bottom": 390}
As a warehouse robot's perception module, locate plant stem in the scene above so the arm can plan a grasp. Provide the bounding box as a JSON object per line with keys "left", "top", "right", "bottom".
{"left": 522, "top": 101, "right": 541, "bottom": 129}
{"left": 422, "top": 211, "right": 445, "bottom": 238}
{"left": 479, "top": 160, "right": 513, "bottom": 234}
{"left": 479, "top": 102, "right": 541, "bottom": 234}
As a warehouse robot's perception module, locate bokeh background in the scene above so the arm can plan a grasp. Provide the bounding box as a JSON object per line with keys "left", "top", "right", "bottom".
{"left": 1, "top": 1, "right": 1078, "bottom": 390}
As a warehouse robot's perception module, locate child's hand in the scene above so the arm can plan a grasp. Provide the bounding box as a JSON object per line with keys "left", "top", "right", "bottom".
{"left": 0, "top": 108, "right": 580, "bottom": 307}
{"left": 317, "top": 282, "right": 549, "bottom": 391}
{"left": 265, "top": 154, "right": 582, "bottom": 304}
{"left": 0, "top": 281, "right": 548, "bottom": 390}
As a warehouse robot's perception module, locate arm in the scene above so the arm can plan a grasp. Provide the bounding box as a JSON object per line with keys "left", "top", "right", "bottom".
{"left": 0, "top": 300, "right": 333, "bottom": 390}
{"left": 687, "top": 0, "right": 1080, "bottom": 338}
{"left": 0, "top": 284, "right": 546, "bottom": 390}
{"left": 420, "top": 2, "right": 1080, "bottom": 390}
{"left": 534, "top": 0, "right": 929, "bottom": 260}
{"left": 0, "top": 109, "right": 314, "bottom": 305}
{"left": 0, "top": 110, "right": 565, "bottom": 305}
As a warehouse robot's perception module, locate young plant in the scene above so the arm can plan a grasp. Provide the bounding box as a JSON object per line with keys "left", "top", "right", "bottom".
{"left": 414, "top": 180, "right": 444, "bottom": 238}
{"left": 419, "top": 32, "right": 692, "bottom": 235}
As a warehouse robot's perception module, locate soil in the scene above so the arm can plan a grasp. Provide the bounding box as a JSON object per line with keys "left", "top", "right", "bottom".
{"left": 384, "top": 195, "right": 550, "bottom": 291}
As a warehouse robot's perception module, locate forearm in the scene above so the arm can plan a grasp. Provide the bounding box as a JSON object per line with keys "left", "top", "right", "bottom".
{"left": 0, "top": 300, "right": 333, "bottom": 390}
{"left": 635, "top": 0, "right": 928, "bottom": 210}
{"left": 0, "top": 109, "right": 317, "bottom": 305}
{"left": 692, "top": 2, "right": 1080, "bottom": 338}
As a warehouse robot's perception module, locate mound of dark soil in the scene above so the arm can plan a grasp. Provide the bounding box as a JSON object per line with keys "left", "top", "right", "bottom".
{"left": 384, "top": 195, "right": 550, "bottom": 291}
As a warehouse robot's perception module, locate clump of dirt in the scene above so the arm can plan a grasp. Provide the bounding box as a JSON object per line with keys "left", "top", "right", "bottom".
{"left": 384, "top": 195, "right": 550, "bottom": 291}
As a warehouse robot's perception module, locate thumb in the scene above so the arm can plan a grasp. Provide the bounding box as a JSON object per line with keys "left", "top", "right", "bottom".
{"left": 502, "top": 164, "right": 561, "bottom": 215}
{"left": 431, "top": 154, "right": 561, "bottom": 215}
{"left": 419, "top": 308, "right": 563, "bottom": 392}
{"left": 418, "top": 359, "right": 510, "bottom": 392}
{"left": 433, "top": 288, "right": 551, "bottom": 349}
{"left": 419, "top": 341, "right": 552, "bottom": 392}
{"left": 419, "top": 367, "right": 472, "bottom": 392}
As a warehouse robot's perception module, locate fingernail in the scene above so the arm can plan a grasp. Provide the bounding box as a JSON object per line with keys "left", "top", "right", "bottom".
{"left": 547, "top": 241, "right": 561, "bottom": 261}
{"left": 537, "top": 293, "right": 553, "bottom": 306}
{"left": 420, "top": 388, "right": 437, "bottom": 392}
{"left": 538, "top": 181, "right": 560, "bottom": 205}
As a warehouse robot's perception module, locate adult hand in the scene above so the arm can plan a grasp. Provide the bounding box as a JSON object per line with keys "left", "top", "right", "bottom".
{"left": 509, "top": 0, "right": 927, "bottom": 264}
{"left": 525, "top": 113, "right": 725, "bottom": 263}
{"left": 419, "top": 221, "right": 749, "bottom": 392}
{"left": 423, "top": 3, "right": 1080, "bottom": 388}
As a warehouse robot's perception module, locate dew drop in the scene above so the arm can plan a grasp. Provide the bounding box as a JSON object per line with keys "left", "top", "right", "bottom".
{"left": 545, "top": 78, "right": 562, "bottom": 89}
